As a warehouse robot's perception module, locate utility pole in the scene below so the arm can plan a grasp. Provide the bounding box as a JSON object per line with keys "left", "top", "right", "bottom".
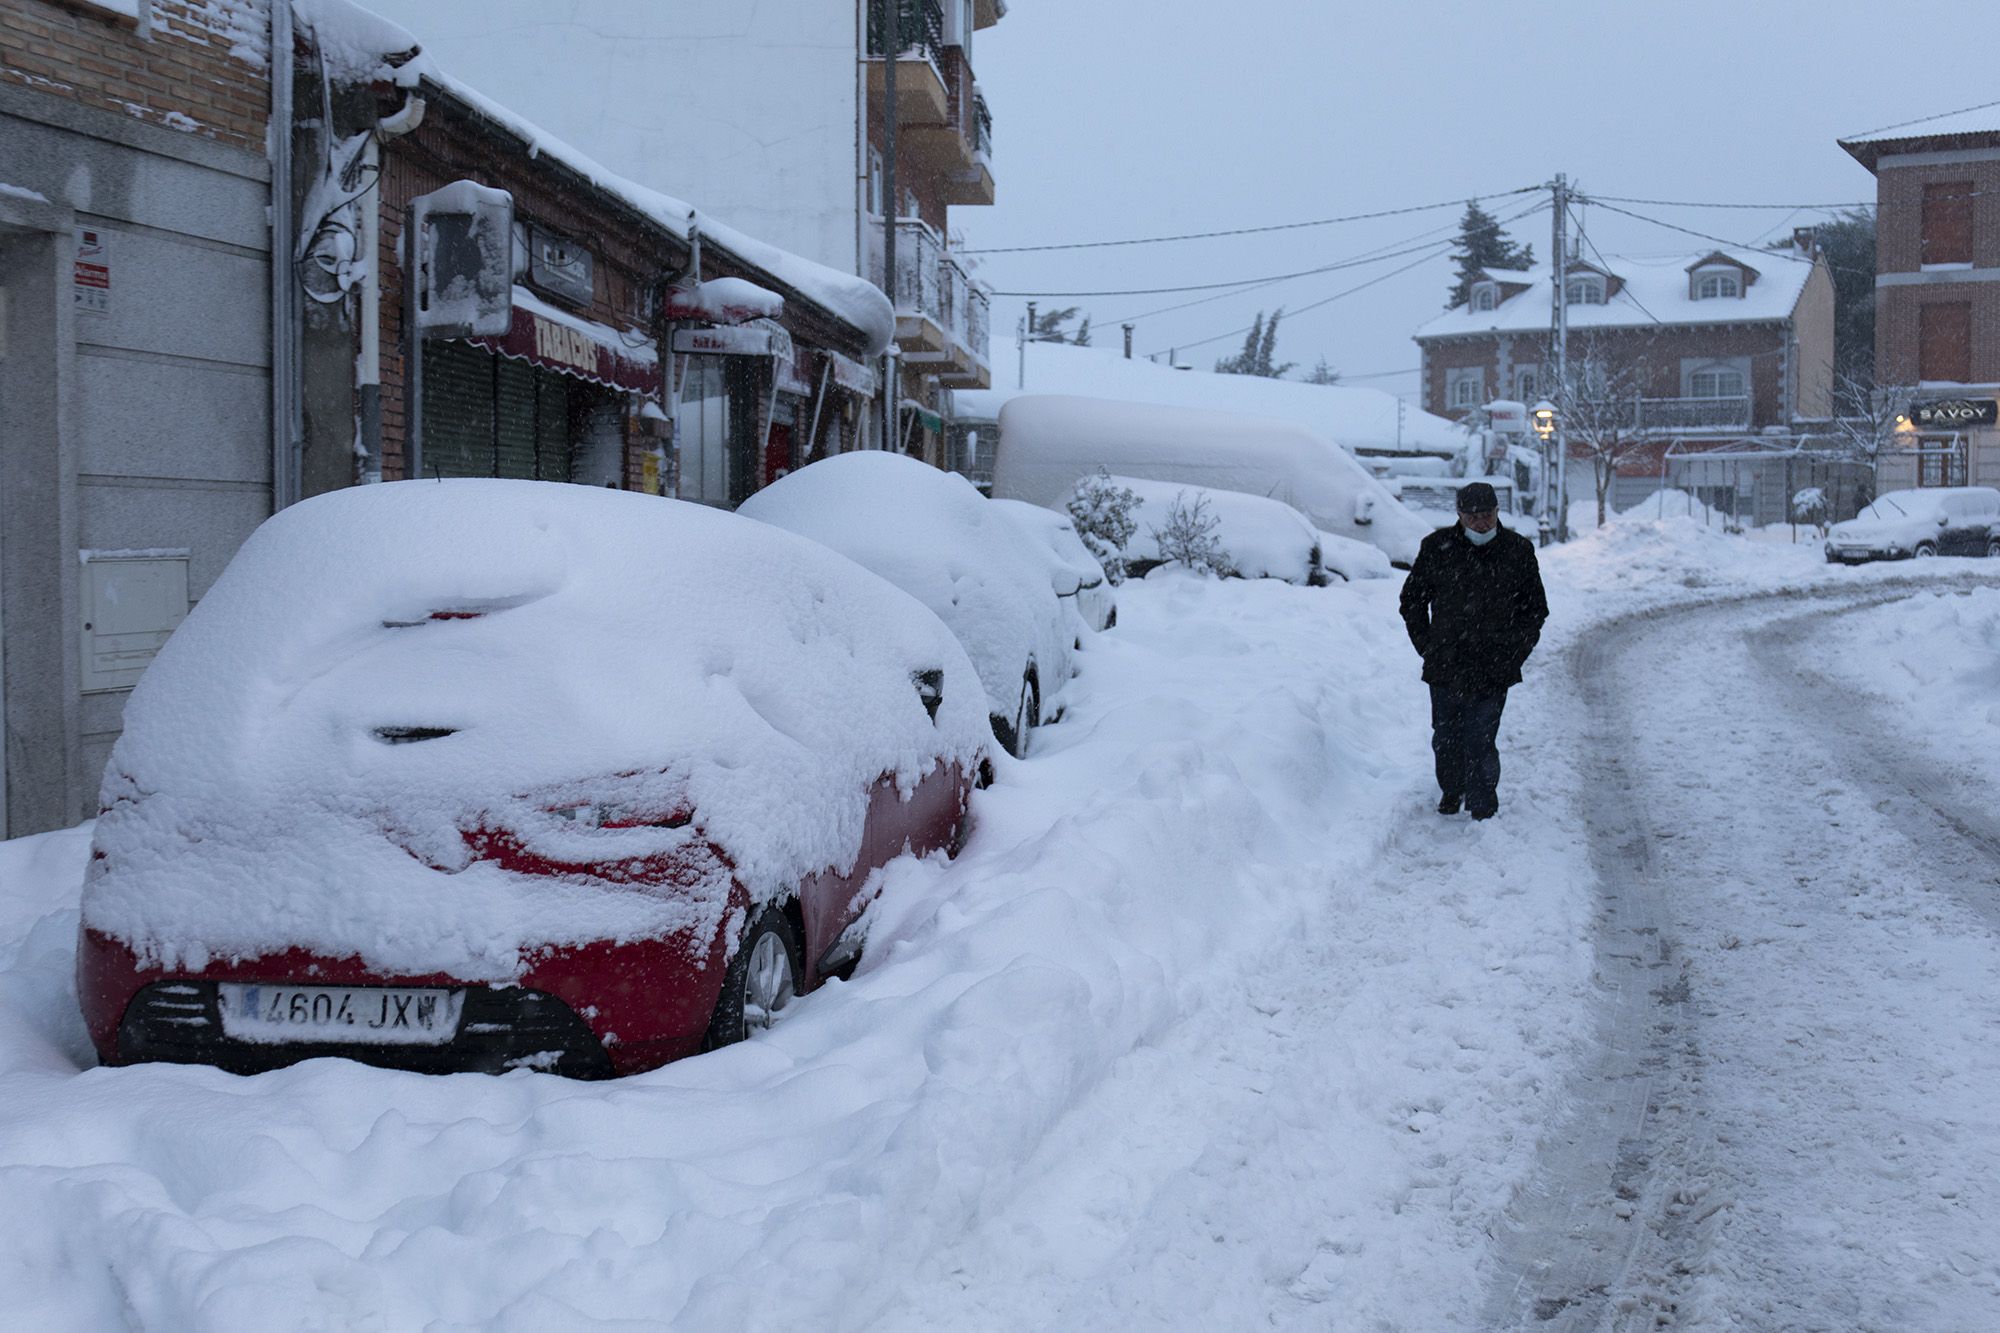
{"left": 1123, "top": 323, "right": 1134, "bottom": 359}
{"left": 1548, "top": 173, "right": 1570, "bottom": 545}
{"left": 879, "top": 0, "right": 898, "bottom": 451}
{"left": 1020, "top": 299, "right": 1036, "bottom": 389}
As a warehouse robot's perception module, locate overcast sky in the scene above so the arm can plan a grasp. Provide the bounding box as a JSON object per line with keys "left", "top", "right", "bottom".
{"left": 965, "top": 1, "right": 1995, "bottom": 403}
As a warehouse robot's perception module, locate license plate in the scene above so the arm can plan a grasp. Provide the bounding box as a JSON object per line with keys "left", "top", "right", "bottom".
{"left": 216, "top": 983, "right": 465, "bottom": 1046}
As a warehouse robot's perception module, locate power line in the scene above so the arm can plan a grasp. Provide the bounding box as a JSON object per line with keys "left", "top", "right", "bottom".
{"left": 960, "top": 186, "right": 1542, "bottom": 256}
{"left": 1571, "top": 203, "right": 1666, "bottom": 326}
{"left": 1845, "top": 96, "right": 2000, "bottom": 143}
{"left": 1587, "top": 194, "right": 1876, "bottom": 211}
{"left": 991, "top": 234, "right": 1480, "bottom": 299}
{"left": 1579, "top": 199, "right": 1818, "bottom": 263}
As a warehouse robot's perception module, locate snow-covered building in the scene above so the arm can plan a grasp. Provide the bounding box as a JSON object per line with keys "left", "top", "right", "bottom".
{"left": 292, "top": 0, "right": 891, "bottom": 510}
{"left": 1, "top": 0, "right": 278, "bottom": 838}
{"left": 391, "top": 0, "right": 1006, "bottom": 463}
{"left": 952, "top": 341, "right": 1465, "bottom": 490}
{"left": 1841, "top": 107, "right": 2000, "bottom": 492}
{"left": 1413, "top": 246, "right": 1837, "bottom": 516}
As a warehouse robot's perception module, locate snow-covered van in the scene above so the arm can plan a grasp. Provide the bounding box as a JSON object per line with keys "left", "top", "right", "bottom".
{"left": 991, "top": 395, "right": 1431, "bottom": 567}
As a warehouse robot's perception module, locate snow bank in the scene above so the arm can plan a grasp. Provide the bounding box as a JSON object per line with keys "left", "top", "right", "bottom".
{"left": 1819, "top": 586, "right": 2000, "bottom": 788}
{"left": 993, "top": 393, "right": 1431, "bottom": 565}
{"left": 739, "top": 452, "right": 1074, "bottom": 722}
{"left": 81, "top": 481, "right": 989, "bottom": 978}
{"left": 1110, "top": 475, "right": 1323, "bottom": 583}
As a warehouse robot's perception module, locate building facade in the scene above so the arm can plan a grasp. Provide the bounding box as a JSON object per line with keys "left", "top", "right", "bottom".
{"left": 1842, "top": 110, "right": 2000, "bottom": 492}
{"left": 393, "top": 0, "right": 1003, "bottom": 472}
{"left": 0, "top": 0, "right": 276, "bottom": 837}
{"left": 1414, "top": 245, "right": 1839, "bottom": 522}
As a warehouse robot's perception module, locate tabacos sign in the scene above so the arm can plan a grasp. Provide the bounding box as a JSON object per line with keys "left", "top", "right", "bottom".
{"left": 1911, "top": 398, "right": 1998, "bottom": 428}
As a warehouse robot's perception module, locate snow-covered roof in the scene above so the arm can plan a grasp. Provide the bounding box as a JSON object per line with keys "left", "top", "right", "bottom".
{"left": 1841, "top": 101, "right": 2000, "bottom": 148}
{"left": 953, "top": 341, "right": 1462, "bottom": 455}
{"left": 293, "top": 0, "right": 895, "bottom": 356}
{"left": 1415, "top": 247, "right": 1817, "bottom": 341}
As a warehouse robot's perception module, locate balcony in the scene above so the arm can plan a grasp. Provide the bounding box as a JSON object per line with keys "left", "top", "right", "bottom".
{"left": 868, "top": 217, "right": 992, "bottom": 388}
{"left": 892, "top": 47, "right": 996, "bottom": 205}
{"left": 866, "top": 0, "right": 949, "bottom": 125}
{"left": 1576, "top": 395, "right": 1754, "bottom": 434}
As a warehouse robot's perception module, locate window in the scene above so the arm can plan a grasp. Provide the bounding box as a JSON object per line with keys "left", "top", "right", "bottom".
{"left": 1514, "top": 367, "right": 1539, "bottom": 400}
{"left": 1922, "top": 181, "right": 1974, "bottom": 267}
{"left": 1919, "top": 301, "right": 1973, "bottom": 382}
{"left": 1694, "top": 270, "right": 1740, "bottom": 299}
{"left": 1688, "top": 368, "right": 1746, "bottom": 399}
{"left": 1447, "top": 366, "right": 1485, "bottom": 409}
{"left": 1566, "top": 276, "right": 1605, "bottom": 305}
{"left": 1918, "top": 440, "right": 1968, "bottom": 487}
{"left": 1471, "top": 284, "right": 1496, "bottom": 312}
{"left": 866, "top": 149, "right": 885, "bottom": 217}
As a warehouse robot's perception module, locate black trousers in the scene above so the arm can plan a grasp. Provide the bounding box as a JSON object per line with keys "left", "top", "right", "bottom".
{"left": 1429, "top": 684, "right": 1509, "bottom": 813}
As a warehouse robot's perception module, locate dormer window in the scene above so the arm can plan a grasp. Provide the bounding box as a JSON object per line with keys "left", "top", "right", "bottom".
{"left": 1566, "top": 276, "right": 1605, "bottom": 305}
{"left": 1471, "top": 283, "right": 1496, "bottom": 312}
{"left": 1694, "top": 269, "right": 1741, "bottom": 300}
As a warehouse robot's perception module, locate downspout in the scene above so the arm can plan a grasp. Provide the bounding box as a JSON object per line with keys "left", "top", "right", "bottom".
{"left": 270, "top": 0, "right": 297, "bottom": 508}
{"left": 358, "top": 92, "right": 425, "bottom": 484}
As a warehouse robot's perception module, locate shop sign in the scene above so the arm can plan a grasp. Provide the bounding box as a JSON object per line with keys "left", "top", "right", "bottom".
{"left": 1911, "top": 398, "right": 1997, "bottom": 429}
{"left": 472, "top": 301, "right": 662, "bottom": 395}
{"left": 526, "top": 226, "right": 594, "bottom": 307}
{"left": 672, "top": 325, "right": 776, "bottom": 357}
{"left": 74, "top": 227, "right": 111, "bottom": 315}
{"left": 826, "top": 350, "right": 878, "bottom": 397}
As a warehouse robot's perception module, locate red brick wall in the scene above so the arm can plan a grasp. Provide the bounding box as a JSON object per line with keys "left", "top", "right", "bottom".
{"left": 1874, "top": 155, "right": 2000, "bottom": 386}
{"left": 0, "top": 0, "right": 269, "bottom": 151}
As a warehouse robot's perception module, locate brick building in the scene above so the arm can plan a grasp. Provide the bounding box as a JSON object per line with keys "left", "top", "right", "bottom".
{"left": 0, "top": 0, "right": 276, "bottom": 837}
{"left": 1841, "top": 108, "right": 2000, "bottom": 491}
{"left": 1413, "top": 244, "right": 1838, "bottom": 520}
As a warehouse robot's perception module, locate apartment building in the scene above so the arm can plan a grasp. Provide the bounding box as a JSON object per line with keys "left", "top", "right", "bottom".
{"left": 396, "top": 0, "right": 1004, "bottom": 482}
{"left": 0, "top": 0, "right": 276, "bottom": 836}
{"left": 1841, "top": 108, "right": 2000, "bottom": 491}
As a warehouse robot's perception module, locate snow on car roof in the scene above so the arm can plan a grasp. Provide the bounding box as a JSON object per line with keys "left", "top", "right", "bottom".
{"left": 83, "top": 481, "right": 988, "bottom": 977}
{"left": 738, "top": 453, "right": 1072, "bottom": 719}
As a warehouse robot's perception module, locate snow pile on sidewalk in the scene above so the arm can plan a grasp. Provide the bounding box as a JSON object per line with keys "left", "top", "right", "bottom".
{"left": 1817, "top": 584, "right": 2000, "bottom": 777}
{"left": 4, "top": 572, "right": 1566, "bottom": 1329}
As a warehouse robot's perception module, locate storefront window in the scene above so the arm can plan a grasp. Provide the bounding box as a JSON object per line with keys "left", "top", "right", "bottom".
{"left": 678, "top": 357, "right": 732, "bottom": 506}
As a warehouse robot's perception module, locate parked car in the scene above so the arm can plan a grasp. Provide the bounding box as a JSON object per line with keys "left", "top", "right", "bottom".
{"left": 1098, "top": 475, "right": 1336, "bottom": 585}
{"left": 77, "top": 481, "right": 990, "bottom": 1079}
{"left": 739, "top": 451, "right": 1077, "bottom": 758}
{"left": 1824, "top": 486, "right": 2000, "bottom": 563}
{"left": 988, "top": 497, "right": 1117, "bottom": 633}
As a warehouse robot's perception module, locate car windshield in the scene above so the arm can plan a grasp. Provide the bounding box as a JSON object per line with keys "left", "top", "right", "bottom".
{"left": 1858, "top": 496, "right": 1922, "bottom": 522}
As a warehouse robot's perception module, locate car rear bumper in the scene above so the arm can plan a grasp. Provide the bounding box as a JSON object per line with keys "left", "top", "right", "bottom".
{"left": 78, "top": 927, "right": 725, "bottom": 1078}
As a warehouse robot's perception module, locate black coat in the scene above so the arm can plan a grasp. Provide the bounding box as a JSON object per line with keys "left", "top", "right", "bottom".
{"left": 1398, "top": 524, "right": 1550, "bottom": 695}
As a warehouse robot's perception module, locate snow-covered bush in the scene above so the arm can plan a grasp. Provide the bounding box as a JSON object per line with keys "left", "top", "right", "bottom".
{"left": 1149, "top": 491, "right": 1235, "bottom": 577}
{"left": 1792, "top": 486, "right": 1829, "bottom": 536}
{"left": 1066, "top": 467, "right": 1138, "bottom": 584}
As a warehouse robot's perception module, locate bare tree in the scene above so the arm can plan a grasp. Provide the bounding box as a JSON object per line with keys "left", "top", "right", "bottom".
{"left": 1553, "top": 342, "right": 1655, "bottom": 528}
{"left": 1823, "top": 367, "right": 1908, "bottom": 483}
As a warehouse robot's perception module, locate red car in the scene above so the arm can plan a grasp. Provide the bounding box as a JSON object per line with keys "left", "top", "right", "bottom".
{"left": 78, "top": 481, "right": 989, "bottom": 1078}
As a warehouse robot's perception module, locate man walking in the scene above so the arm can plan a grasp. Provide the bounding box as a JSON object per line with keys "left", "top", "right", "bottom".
{"left": 1398, "top": 482, "right": 1549, "bottom": 820}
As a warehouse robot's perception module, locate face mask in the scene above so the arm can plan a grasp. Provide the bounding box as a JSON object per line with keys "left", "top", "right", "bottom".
{"left": 1464, "top": 523, "right": 1498, "bottom": 546}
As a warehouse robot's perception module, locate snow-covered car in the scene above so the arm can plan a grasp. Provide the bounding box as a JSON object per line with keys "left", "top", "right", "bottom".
{"left": 1312, "top": 528, "right": 1397, "bottom": 582}
{"left": 1100, "top": 475, "right": 1335, "bottom": 584}
{"left": 1825, "top": 486, "right": 2000, "bottom": 563}
{"left": 739, "top": 451, "right": 1077, "bottom": 758}
{"left": 77, "top": 481, "right": 989, "bottom": 1079}
{"left": 988, "top": 497, "right": 1117, "bottom": 633}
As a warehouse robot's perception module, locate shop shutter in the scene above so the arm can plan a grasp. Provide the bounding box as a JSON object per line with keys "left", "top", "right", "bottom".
{"left": 494, "top": 358, "right": 539, "bottom": 480}
{"left": 1919, "top": 302, "right": 1972, "bottom": 383}
{"left": 537, "top": 372, "right": 573, "bottom": 482}
{"left": 421, "top": 340, "right": 497, "bottom": 478}
{"left": 1922, "top": 182, "right": 1974, "bottom": 266}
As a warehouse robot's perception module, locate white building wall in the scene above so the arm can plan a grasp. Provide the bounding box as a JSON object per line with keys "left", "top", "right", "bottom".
{"left": 396, "top": 1, "right": 863, "bottom": 275}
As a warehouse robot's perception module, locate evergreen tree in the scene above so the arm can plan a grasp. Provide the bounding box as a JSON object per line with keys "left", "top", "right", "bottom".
{"left": 1031, "top": 305, "right": 1093, "bottom": 344}
{"left": 1777, "top": 211, "right": 1874, "bottom": 382}
{"left": 1446, "top": 201, "right": 1535, "bottom": 309}
{"left": 1304, "top": 356, "right": 1341, "bottom": 386}
{"left": 1214, "top": 309, "right": 1295, "bottom": 377}
{"left": 1072, "top": 315, "right": 1092, "bottom": 347}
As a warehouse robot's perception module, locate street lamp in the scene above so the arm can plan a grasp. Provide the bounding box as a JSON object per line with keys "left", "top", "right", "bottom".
{"left": 1531, "top": 399, "right": 1557, "bottom": 546}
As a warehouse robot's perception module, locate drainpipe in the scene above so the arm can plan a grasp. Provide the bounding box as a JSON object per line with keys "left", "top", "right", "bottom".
{"left": 358, "top": 92, "right": 425, "bottom": 484}
{"left": 270, "top": 0, "right": 297, "bottom": 508}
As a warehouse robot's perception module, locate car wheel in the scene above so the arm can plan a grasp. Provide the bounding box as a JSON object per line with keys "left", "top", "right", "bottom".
{"left": 703, "top": 905, "right": 800, "bottom": 1050}
{"left": 1105, "top": 606, "right": 1117, "bottom": 630}
{"left": 1987, "top": 538, "right": 2000, "bottom": 559}
{"left": 1001, "top": 671, "right": 1040, "bottom": 759}
{"left": 1914, "top": 541, "right": 1937, "bottom": 559}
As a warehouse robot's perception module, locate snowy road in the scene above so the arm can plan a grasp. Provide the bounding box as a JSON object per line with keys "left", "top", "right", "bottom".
{"left": 1487, "top": 588, "right": 2000, "bottom": 1331}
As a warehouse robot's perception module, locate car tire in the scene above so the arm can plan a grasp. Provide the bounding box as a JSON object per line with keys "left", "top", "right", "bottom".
{"left": 703, "top": 905, "right": 800, "bottom": 1051}
{"left": 1914, "top": 542, "right": 1937, "bottom": 559}
{"left": 1105, "top": 606, "right": 1118, "bottom": 630}
{"left": 997, "top": 671, "right": 1040, "bottom": 759}
{"left": 1987, "top": 538, "right": 2000, "bottom": 559}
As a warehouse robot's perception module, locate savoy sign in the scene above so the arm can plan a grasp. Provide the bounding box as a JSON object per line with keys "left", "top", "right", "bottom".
{"left": 1911, "top": 398, "right": 1998, "bottom": 429}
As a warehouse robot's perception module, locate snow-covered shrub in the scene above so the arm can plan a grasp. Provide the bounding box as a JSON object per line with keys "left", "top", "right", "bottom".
{"left": 1149, "top": 490, "right": 1235, "bottom": 577}
{"left": 1066, "top": 467, "right": 1138, "bottom": 584}
{"left": 1792, "top": 486, "right": 1829, "bottom": 536}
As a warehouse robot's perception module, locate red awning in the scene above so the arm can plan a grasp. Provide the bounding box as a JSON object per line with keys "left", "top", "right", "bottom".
{"left": 468, "top": 288, "right": 662, "bottom": 395}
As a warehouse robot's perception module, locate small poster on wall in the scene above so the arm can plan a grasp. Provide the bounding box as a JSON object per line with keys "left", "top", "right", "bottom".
{"left": 74, "top": 227, "right": 111, "bottom": 315}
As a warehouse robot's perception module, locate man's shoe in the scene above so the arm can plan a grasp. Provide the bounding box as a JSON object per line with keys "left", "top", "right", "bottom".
{"left": 1437, "top": 795, "right": 1461, "bottom": 815}
{"left": 1469, "top": 806, "right": 1497, "bottom": 821}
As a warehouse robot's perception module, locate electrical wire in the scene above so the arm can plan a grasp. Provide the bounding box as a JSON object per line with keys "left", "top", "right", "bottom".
{"left": 988, "top": 233, "right": 1491, "bottom": 298}
{"left": 958, "top": 186, "right": 1542, "bottom": 255}
{"left": 1844, "top": 97, "right": 2000, "bottom": 143}
{"left": 1571, "top": 204, "right": 1666, "bottom": 327}
{"left": 1579, "top": 199, "right": 1818, "bottom": 263}
{"left": 1586, "top": 194, "right": 1876, "bottom": 211}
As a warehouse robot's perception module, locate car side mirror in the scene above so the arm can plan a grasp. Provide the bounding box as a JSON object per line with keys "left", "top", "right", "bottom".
{"left": 911, "top": 668, "right": 944, "bottom": 723}
{"left": 1938, "top": 514, "right": 1950, "bottom": 527}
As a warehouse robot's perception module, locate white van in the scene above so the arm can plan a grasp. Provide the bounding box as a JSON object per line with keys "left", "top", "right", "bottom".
{"left": 992, "top": 394, "right": 1431, "bottom": 566}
